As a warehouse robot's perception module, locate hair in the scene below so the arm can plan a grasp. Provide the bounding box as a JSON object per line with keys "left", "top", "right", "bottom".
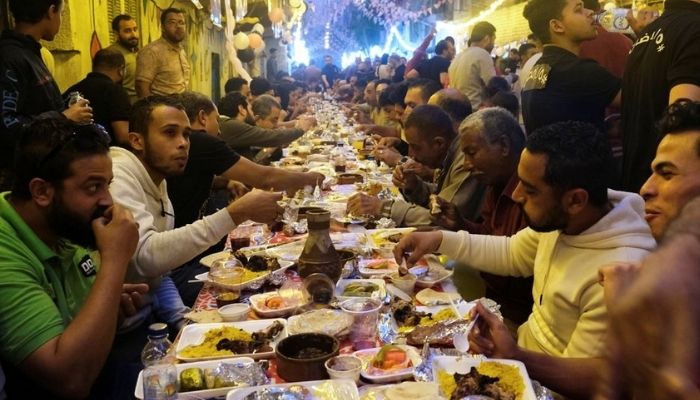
{"left": 178, "top": 91, "right": 216, "bottom": 123}
{"left": 518, "top": 43, "right": 536, "bottom": 58}
{"left": 251, "top": 94, "right": 281, "bottom": 119}
{"left": 523, "top": 0, "right": 568, "bottom": 44}
{"left": 381, "top": 53, "right": 389, "bottom": 65}
{"left": 376, "top": 78, "right": 392, "bottom": 87}
{"left": 378, "top": 87, "right": 395, "bottom": 108}
{"left": 389, "top": 81, "right": 410, "bottom": 107}
{"left": 483, "top": 76, "right": 511, "bottom": 99}
{"left": 432, "top": 94, "right": 472, "bottom": 124}
{"left": 12, "top": 118, "right": 109, "bottom": 199}
{"left": 445, "top": 36, "right": 455, "bottom": 46}
{"left": 484, "top": 92, "right": 520, "bottom": 119}
{"left": 274, "top": 82, "right": 296, "bottom": 110}
{"left": 460, "top": 107, "right": 525, "bottom": 154}
{"left": 218, "top": 91, "right": 248, "bottom": 118}
{"left": 160, "top": 7, "right": 184, "bottom": 26}
{"left": 435, "top": 39, "right": 450, "bottom": 56}
{"left": 526, "top": 121, "right": 613, "bottom": 207}
{"left": 468, "top": 21, "right": 496, "bottom": 46}
{"left": 405, "top": 104, "right": 456, "bottom": 141}
{"left": 582, "top": 0, "right": 601, "bottom": 12}
{"left": 658, "top": 99, "right": 700, "bottom": 159}
{"left": 224, "top": 77, "right": 248, "bottom": 94}
{"left": 111, "top": 14, "right": 133, "bottom": 32}
{"left": 92, "top": 49, "right": 125, "bottom": 71}
{"left": 407, "top": 78, "right": 442, "bottom": 104}
{"left": 9, "top": 0, "right": 62, "bottom": 23}
{"left": 129, "top": 95, "right": 185, "bottom": 136}
{"left": 249, "top": 77, "right": 273, "bottom": 96}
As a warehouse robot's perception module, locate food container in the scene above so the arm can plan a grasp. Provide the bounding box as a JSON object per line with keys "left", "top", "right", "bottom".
{"left": 249, "top": 291, "right": 307, "bottom": 318}
{"left": 389, "top": 272, "right": 417, "bottom": 295}
{"left": 337, "top": 173, "right": 364, "bottom": 185}
{"left": 217, "top": 303, "right": 250, "bottom": 322}
{"left": 340, "top": 298, "right": 383, "bottom": 350}
{"left": 324, "top": 355, "right": 363, "bottom": 383}
{"left": 216, "top": 292, "right": 241, "bottom": 308}
{"left": 275, "top": 333, "right": 340, "bottom": 382}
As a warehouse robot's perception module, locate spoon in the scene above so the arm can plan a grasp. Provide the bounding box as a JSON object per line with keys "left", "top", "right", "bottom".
{"left": 453, "top": 314, "right": 479, "bottom": 354}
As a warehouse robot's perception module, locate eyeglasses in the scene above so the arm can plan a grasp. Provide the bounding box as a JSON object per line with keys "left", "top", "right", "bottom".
{"left": 38, "top": 123, "right": 111, "bottom": 170}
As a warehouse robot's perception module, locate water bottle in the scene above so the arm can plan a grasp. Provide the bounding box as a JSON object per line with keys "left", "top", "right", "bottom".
{"left": 141, "top": 323, "right": 178, "bottom": 400}
{"left": 333, "top": 144, "right": 346, "bottom": 173}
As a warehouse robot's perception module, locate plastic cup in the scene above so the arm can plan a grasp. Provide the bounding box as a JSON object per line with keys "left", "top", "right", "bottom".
{"left": 340, "top": 298, "right": 383, "bottom": 350}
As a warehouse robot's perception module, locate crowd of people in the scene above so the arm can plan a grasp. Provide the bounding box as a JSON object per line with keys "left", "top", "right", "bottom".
{"left": 0, "top": 0, "right": 699, "bottom": 398}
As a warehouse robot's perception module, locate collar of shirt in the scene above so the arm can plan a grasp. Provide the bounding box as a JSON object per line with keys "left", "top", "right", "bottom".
{"left": 0, "top": 192, "right": 57, "bottom": 263}
{"left": 1, "top": 29, "right": 42, "bottom": 55}
{"left": 500, "top": 172, "right": 521, "bottom": 202}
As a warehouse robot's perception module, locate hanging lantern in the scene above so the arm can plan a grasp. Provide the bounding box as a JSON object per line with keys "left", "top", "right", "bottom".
{"left": 248, "top": 32, "right": 263, "bottom": 49}
{"left": 252, "top": 23, "right": 265, "bottom": 34}
{"left": 237, "top": 48, "right": 255, "bottom": 63}
{"left": 269, "top": 8, "right": 284, "bottom": 23}
{"left": 234, "top": 32, "right": 250, "bottom": 50}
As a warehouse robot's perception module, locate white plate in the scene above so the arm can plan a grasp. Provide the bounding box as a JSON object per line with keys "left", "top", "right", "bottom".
{"left": 175, "top": 319, "right": 287, "bottom": 361}
{"left": 134, "top": 357, "right": 254, "bottom": 399}
{"left": 431, "top": 356, "right": 537, "bottom": 400}
{"left": 368, "top": 228, "right": 416, "bottom": 249}
{"left": 409, "top": 255, "right": 453, "bottom": 288}
{"left": 353, "top": 345, "right": 422, "bottom": 383}
{"left": 391, "top": 301, "right": 475, "bottom": 333}
{"left": 226, "top": 379, "right": 360, "bottom": 400}
{"left": 193, "top": 260, "right": 293, "bottom": 291}
{"left": 358, "top": 258, "right": 399, "bottom": 277}
{"left": 249, "top": 291, "right": 308, "bottom": 318}
{"left": 359, "top": 382, "right": 441, "bottom": 400}
{"left": 200, "top": 250, "right": 235, "bottom": 268}
{"left": 335, "top": 279, "right": 387, "bottom": 302}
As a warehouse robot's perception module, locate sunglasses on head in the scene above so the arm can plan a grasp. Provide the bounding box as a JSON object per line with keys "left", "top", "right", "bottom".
{"left": 38, "top": 123, "right": 112, "bottom": 170}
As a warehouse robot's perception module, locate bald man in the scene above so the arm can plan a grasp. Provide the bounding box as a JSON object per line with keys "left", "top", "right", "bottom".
{"left": 428, "top": 88, "right": 473, "bottom": 131}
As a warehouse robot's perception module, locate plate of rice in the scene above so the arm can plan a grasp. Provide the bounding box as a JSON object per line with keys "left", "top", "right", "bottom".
{"left": 432, "top": 356, "right": 536, "bottom": 400}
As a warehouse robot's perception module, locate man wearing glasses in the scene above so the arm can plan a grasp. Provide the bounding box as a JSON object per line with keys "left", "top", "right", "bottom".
{"left": 135, "top": 7, "right": 191, "bottom": 98}
{"left": 0, "top": 119, "right": 143, "bottom": 397}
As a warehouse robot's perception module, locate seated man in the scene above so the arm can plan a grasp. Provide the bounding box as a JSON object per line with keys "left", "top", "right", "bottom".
{"left": 168, "top": 92, "right": 324, "bottom": 304}
{"left": 109, "top": 95, "right": 284, "bottom": 326}
{"left": 219, "top": 92, "right": 311, "bottom": 160}
{"left": 347, "top": 105, "right": 483, "bottom": 226}
{"left": 395, "top": 121, "right": 656, "bottom": 398}
{"left": 0, "top": 119, "right": 140, "bottom": 397}
{"left": 432, "top": 107, "right": 532, "bottom": 325}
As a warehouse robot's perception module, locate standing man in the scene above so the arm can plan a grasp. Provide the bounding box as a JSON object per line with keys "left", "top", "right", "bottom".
{"left": 619, "top": 0, "right": 700, "bottom": 192}
{"left": 321, "top": 55, "right": 341, "bottom": 91}
{"left": 448, "top": 22, "right": 497, "bottom": 109}
{"left": 266, "top": 48, "right": 279, "bottom": 81}
{"left": 408, "top": 39, "right": 455, "bottom": 87}
{"left": 64, "top": 49, "right": 131, "bottom": 144}
{"left": 107, "top": 14, "right": 139, "bottom": 104}
{"left": 0, "top": 0, "right": 92, "bottom": 190}
{"left": 135, "top": 7, "right": 191, "bottom": 97}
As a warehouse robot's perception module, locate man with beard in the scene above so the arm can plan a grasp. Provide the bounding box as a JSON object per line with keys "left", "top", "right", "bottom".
{"left": 63, "top": 49, "right": 131, "bottom": 144}
{"left": 135, "top": 7, "right": 190, "bottom": 97}
{"left": 218, "top": 91, "right": 310, "bottom": 160}
{"left": 0, "top": 118, "right": 141, "bottom": 398}
{"left": 394, "top": 121, "right": 656, "bottom": 398}
{"left": 109, "top": 95, "right": 283, "bottom": 328}
{"left": 521, "top": 0, "right": 621, "bottom": 135}
{"left": 107, "top": 14, "right": 139, "bottom": 103}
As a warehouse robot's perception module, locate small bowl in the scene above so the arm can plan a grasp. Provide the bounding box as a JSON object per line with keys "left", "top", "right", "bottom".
{"left": 389, "top": 272, "right": 417, "bottom": 295}
{"left": 324, "top": 355, "right": 362, "bottom": 383}
{"left": 217, "top": 303, "right": 250, "bottom": 322}
{"left": 275, "top": 333, "right": 340, "bottom": 382}
{"left": 216, "top": 291, "right": 240, "bottom": 308}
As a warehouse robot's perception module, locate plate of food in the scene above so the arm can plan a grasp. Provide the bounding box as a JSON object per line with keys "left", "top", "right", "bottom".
{"left": 353, "top": 345, "right": 422, "bottom": 384}
{"left": 194, "top": 256, "right": 294, "bottom": 291}
{"left": 226, "top": 379, "right": 360, "bottom": 400}
{"left": 359, "top": 382, "right": 440, "bottom": 400}
{"left": 335, "top": 279, "right": 387, "bottom": 302}
{"left": 287, "top": 309, "right": 354, "bottom": 337}
{"left": 176, "top": 319, "right": 287, "bottom": 361}
{"left": 249, "top": 290, "right": 309, "bottom": 318}
{"left": 408, "top": 255, "right": 453, "bottom": 288}
{"left": 134, "top": 357, "right": 255, "bottom": 399}
{"left": 391, "top": 299, "right": 474, "bottom": 334}
{"left": 358, "top": 258, "right": 399, "bottom": 277}
{"left": 368, "top": 228, "right": 416, "bottom": 249}
{"left": 433, "top": 356, "right": 536, "bottom": 400}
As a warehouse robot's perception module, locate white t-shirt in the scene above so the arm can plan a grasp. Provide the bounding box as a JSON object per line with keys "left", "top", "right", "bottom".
{"left": 448, "top": 46, "right": 496, "bottom": 109}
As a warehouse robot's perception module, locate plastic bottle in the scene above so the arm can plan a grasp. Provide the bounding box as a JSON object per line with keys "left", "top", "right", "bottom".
{"left": 333, "top": 143, "right": 347, "bottom": 173}
{"left": 141, "top": 323, "right": 178, "bottom": 400}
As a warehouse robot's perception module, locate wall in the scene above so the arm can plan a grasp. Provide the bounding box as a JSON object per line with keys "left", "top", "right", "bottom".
{"left": 487, "top": 2, "right": 529, "bottom": 46}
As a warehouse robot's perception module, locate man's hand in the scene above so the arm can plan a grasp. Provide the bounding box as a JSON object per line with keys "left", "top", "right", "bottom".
{"left": 227, "top": 180, "right": 250, "bottom": 199}
{"left": 295, "top": 116, "right": 316, "bottom": 131}
{"left": 346, "top": 193, "right": 382, "bottom": 217}
{"left": 598, "top": 261, "right": 642, "bottom": 307}
{"left": 117, "top": 283, "right": 149, "bottom": 325}
{"left": 430, "top": 197, "right": 466, "bottom": 231}
{"left": 392, "top": 162, "right": 420, "bottom": 191}
{"left": 393, "top": 231, "right": 443, "bottom": 266}
{"left": 468, "top": 301, "right": 519, "bottom": 359}
{"left": 62, "top": 99, "right": 93, "bottom": 124}
{"left": 377, "top": 136, "right": 402, "bottom": 149}
{"left": 376, "top": 147, "right": 403, "bottom": 167}
{"left": 92, "top": 204, "right": 139, "bottom": 267}
{"left": 227, "top": 189, "right": 284, "bottom": 225}
{"left": 626, "top": 7, "right": 659, "bottom": 36}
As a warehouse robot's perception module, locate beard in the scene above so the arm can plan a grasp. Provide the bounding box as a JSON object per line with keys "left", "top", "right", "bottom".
{"left": 119, "top": 37, "right": 139, "bottom": 50}
{"left": 47, "top": 195, "right": 106, "bottom": 249}
{"left": 522, "top": 203, "right": 568, "bottom": 233}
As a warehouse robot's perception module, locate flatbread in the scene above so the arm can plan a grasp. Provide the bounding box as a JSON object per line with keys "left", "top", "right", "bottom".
{"left": 384, "top": 382, "right": 439, "bottom": 400}
{"left": 184, "top": 310, "right": 223, "bottom": 323}
{"left": 415, "top": 288, "right": 462, "bottom": 306}
{"left": 288, "top": 309, "right": 353, "bottom": 337}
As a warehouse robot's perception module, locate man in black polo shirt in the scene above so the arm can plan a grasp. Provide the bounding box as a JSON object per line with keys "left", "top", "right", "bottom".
{"left": 520, "top": 0, "right": 620, "bottom": 135}
{"left": 620, "top": 0, "right": 700, "bottom": 192}
{"left": 407, "top": 39, "right": 455, "bottom": 87}
{"left": 64, "top": 49, "right": 131, "bottom": 144}
{"left": 321, "top": 55, "right": 341, "bottom": 91}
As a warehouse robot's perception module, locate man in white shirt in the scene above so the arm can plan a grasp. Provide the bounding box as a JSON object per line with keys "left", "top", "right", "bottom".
{"left": 448, "top": 22, "right": 497, "bottom": 109}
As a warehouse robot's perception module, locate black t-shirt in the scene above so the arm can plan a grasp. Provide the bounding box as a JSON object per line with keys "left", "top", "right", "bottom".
{"left": 64, "top": 72, "right": 131, "bottom": 143}
{"left": 392, "top": 64, "right": 406, "bottom": 83}
{"left": 620, "top": 0, "right": 700, "bottom": 191}
{"left": 415, "top": 56, "right": 451, "bottom": 84}
{"left": 167, "top": 131, "right": 241, "bottom": 227}
{"left": 521, "top": 46, "right": 620, "bottom": 135}
{"left": 321, "top": 64, "right": 341, "bottom": 88}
